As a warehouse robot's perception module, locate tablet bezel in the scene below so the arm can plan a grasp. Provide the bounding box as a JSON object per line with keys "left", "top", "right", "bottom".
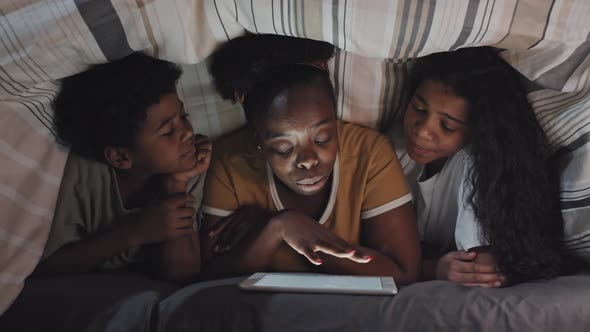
{"left": 239, "top": 272, "right": 398, "bottom": 296}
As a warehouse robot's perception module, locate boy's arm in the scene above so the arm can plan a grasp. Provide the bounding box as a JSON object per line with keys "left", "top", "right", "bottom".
{"left": 34, "top": 194, "right": 196, "bottom": 277}
{"left": 33, "top": 218, "right": 140, "bottom": 276}
{"left": 148, "top": 135, "right": 211, "bottom": 283}
{"left": 150, "top": 163, "right": 208, "bottom": 283}
{"left": 149, "top": 178, "right": 202, "bottom": 283}
{"left": 150, "top": 229, "right": 201, "bottom": 283}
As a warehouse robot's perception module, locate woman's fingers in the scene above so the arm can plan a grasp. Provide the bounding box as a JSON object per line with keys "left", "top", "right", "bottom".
{"left": 297, "top": 240, "right": 374, "bottom": 264}
{"left": 350, "top": 249, "right": 374, "bottom": 263}
{"left": 297, "top": 245, "right": 324, "bottom": 265}
{"left": 313, "top": 240, "right": 355, "bottom": 258}
{"left": 217, "top": 218, "right": 251, "bottom": 252}
{"left": 208, "top": 215, "right": 233, "bottom": 239}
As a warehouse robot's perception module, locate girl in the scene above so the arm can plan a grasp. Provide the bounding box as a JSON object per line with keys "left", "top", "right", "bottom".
{"left": 200, "top": 34, "right": 421, "bottom": 285}
{"left": 392, "top": 47, "right": 571, "bottom": 286}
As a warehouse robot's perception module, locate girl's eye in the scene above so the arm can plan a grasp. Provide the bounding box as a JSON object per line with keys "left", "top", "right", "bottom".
{"left": 441, "top": 122, "right": 456, "bottom": 133}
{"left": 413, "top": 105, "right": 426, "bottom": 113}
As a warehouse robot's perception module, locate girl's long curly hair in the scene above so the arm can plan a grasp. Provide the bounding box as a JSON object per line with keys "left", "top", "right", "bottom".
{"left": 409, "top": 47, "right": 571, "bottom": 282}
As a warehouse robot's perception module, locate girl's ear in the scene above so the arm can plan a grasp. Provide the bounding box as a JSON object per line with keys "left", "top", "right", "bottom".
{"left": 104, "top": 146, "right": 133, "bottom": 170}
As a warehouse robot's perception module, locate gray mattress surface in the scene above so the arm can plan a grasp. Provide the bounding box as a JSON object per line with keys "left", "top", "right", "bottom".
{"left": 2, "top": 272, "right": 589, "bottom": 332}
{"left": 156, "top": 274, "right": 590, "bottom": 332}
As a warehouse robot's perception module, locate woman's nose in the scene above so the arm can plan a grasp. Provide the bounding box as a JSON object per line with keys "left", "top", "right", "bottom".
{"left": 297, "top": 146, "right": 319, "bottom": 170}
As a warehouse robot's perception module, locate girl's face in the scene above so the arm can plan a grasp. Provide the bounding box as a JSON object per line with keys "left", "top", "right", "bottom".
{"left": 403, "top": 79, "right": 468, "bottom": 165}
{"left": 259, "top": 85, "right": 338, "bottom": 196}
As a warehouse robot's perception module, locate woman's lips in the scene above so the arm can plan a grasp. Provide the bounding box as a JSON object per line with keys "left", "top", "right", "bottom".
{"left": 296, "top": 175, "right": 328, "bottom": 192}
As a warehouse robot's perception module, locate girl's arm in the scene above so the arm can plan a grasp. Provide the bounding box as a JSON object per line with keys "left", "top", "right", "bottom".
{"left": 422, "top": 248, "right": 505, "bottom": 287}
{"left": 316, "top": 203, "right": 422, "bottom": 285}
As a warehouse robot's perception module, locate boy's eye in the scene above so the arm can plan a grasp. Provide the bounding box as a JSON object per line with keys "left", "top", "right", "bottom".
{"left": 162, "top": 128, "right": 175, "bottom": 136}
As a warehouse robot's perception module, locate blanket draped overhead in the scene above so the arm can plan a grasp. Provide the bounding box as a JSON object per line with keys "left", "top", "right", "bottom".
{"left": 1, "top": 0, "right": 589, "bottom": 313}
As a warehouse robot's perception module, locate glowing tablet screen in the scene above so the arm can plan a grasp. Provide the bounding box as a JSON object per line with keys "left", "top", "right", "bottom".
{"left": 255, "top": 274, "right": 383, "bottom": 290}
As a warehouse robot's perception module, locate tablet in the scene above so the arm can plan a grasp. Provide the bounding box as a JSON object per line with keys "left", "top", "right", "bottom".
{"left": 239, "top": 272, "right": 397, "bottom": 295}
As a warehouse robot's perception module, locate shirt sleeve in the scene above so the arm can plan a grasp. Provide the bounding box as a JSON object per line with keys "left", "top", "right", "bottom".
{"left": 361, "top": 136, "right": 413, "bottom": 220}
{"left": 202, "top": 156, "right": 239, "bottom": 217}
{"left": 187, "top": 173, "right": 206, "bottom": 230}
{"left": 41, "top": 170, "right": 85, "bottom": 260}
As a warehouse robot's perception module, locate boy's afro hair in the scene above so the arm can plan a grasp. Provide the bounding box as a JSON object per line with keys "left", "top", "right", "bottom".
{"left": 53, "top": 52, "right": 182, "bottom": 160}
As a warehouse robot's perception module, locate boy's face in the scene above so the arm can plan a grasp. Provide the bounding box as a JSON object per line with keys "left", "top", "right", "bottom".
{"left": 130, "top": 92, "right": 197, "bottom": 175}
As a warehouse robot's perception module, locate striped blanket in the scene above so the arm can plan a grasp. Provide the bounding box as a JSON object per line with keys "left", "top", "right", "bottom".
{"left": 1, "top": 0, "right": 589, "bottom": 314}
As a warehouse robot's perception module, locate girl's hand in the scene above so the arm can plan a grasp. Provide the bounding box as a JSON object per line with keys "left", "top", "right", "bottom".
{"left": 207, "top": 206, "right": 276, "bottom": 254}
{"left": 435, "top": 250, "right": 507, "bottom": 287}
{"left": 272, "top": 210, "right": 373, "bottom": 265}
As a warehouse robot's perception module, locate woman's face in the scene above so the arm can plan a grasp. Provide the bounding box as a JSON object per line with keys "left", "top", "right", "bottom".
{"left": 259, "top": 85, "right": 338, "bottom": 196}
{"left": 403, "top": 79, "right": 468, "bottom": 165}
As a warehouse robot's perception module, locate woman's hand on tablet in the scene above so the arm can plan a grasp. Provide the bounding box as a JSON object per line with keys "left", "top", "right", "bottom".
{"left": 272, "top": 210, "right": 373, "bottom": 265}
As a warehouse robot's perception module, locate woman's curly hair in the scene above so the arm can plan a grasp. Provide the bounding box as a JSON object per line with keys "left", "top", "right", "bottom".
{"left": 53, "top": 52, "right": 182, "bottom": 161}
{"left": 409, "top": 47, "right": 573, "bottom": 282}
{"left": 209, "top": 33, "right": 335, "bottom": 126}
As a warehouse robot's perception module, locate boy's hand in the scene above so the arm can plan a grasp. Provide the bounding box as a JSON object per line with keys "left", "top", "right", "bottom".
{"left": 173, "top": 134, "right": 212, "bottom": 183}
{"left": 129, "top": 193, "right": 196, "bottom": 246}
{"left": 435, "top": 250, "right": 507, "bottom": 287}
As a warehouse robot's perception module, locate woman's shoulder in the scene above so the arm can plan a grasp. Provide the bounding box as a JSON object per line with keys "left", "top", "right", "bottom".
{"left": 211, "top": 126, "right": 258, "bottom": 160}
{"left": 210, "top": 126, "right": 266, "bottom": 178}
{"left": 337, "top": 121, "right": 392, "bottom": 157}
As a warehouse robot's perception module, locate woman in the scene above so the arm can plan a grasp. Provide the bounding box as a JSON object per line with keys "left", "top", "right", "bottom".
{"left": 200, "top": 34, "right": 421, "bottom": 285}
{"left": 392, "top": 47, "right": 570, "bottom": 286}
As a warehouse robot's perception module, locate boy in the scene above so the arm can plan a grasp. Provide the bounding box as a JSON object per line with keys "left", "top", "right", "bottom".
{"left": 34, "top": 52, "right": 210, "bottom": 282}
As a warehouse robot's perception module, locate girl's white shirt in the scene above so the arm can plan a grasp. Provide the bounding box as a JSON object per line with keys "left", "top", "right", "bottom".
{"left": 390, "top": 130, "right": 486, "bottom": 253}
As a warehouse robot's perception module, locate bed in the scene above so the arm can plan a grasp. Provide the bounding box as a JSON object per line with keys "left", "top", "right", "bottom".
{"left": 1, "top": 0, "right": 589, "bottom": 330}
